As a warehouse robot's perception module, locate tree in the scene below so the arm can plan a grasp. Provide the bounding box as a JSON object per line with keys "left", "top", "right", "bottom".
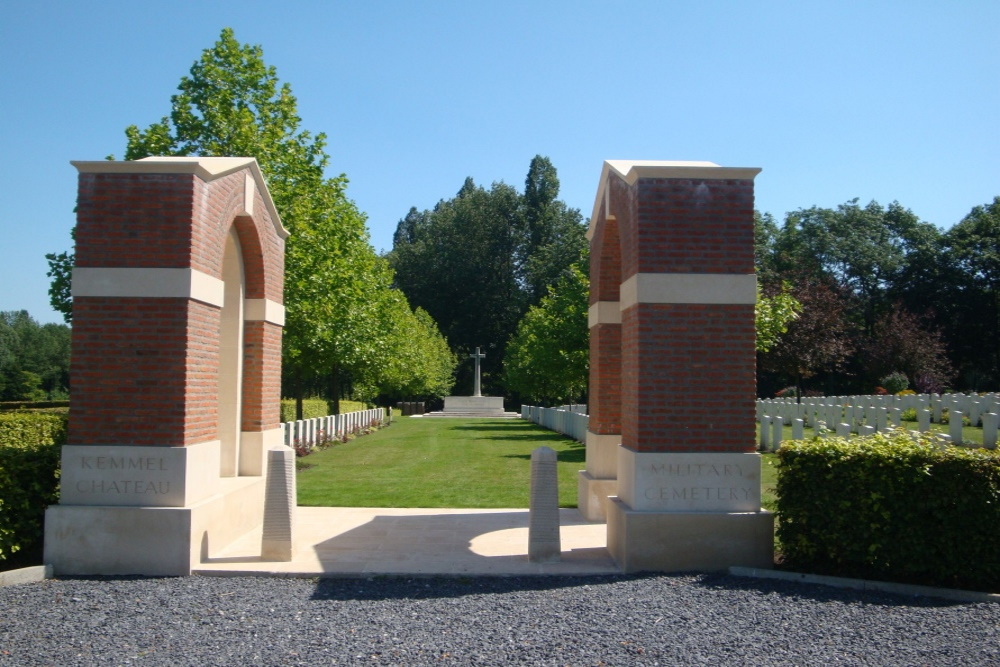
{"left": 389, "top": 156, "right": 588, "bottom": 394}
{"left": 760, "top": 279, "right": 856, "bottom": 396}
{"left": 0, "top": 311, "right": 71, "bottom": 401}
{"left": 47, "top": 28, "right": 454, "bottom": 415}
{"left": 941, "top": 197, "right": 1000, "bottom": 387}
{"left": 772, "top": 199, "right": 939, "bottom": 331}
{"left": 503, "top": 265, "right": 589, "bottom": 404}
{"left": 755, "top": 283, "right": 801, "bottom": 353}
{"left": 520, "top": 156, "right": 589, "bottom": 301}
{"left": 859, "top": 307, "right": 954, "bottom": 393}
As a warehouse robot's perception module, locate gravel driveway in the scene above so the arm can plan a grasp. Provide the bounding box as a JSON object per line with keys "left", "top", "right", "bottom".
{"left": 1, "top": 573, "right": 997, "bottom": 665}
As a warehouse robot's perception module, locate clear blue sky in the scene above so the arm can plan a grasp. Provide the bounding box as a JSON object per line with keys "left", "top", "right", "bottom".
{"left": 2, "top": 1, "right": 997, "bottom": 324}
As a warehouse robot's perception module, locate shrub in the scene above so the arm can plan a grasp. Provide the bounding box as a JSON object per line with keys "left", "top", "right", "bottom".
{"left": 899, "top": 408, "right": 917, "bottom": 422}
{"left": 777, "top": 430, "right": 1000, "bottom": 591}
{"left": 0, "top": 413, "right": 66, "bottom": 561}
{"left": 880, "top": 371, "right": 909, "bottom": 395}
{"left": 279, "top": 398, "right": 329, "bottom": 423}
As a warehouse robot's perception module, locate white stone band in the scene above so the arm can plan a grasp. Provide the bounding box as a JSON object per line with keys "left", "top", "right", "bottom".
{"left": 588, "top": 301, "right": 622, "bottom": 328}
{"left": 244, "top": 299, "right": 285, "bottom": 326}
{"left": 72, "top": 267, "right": 225, "bottom": 308}
{"left": 620, "top": 273, "right": 756, "bottom": 309}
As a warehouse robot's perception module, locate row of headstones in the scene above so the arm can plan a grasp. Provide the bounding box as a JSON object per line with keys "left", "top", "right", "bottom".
{"left": 757, "top": 393, "right": 1000, "bottom": 452}
{"left": 758, "top": 393, "right": 1000, "bottom": 428}
{"left": 281, "top": 408, "right": 386, "bottom": 449}
{"left": 521, "top": 405, "right": 589, "bottom": 443}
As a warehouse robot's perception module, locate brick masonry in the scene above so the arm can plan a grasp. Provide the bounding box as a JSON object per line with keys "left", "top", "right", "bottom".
{"left": 70, "top": 162, "right": 284, "bottom": 447}
{"left": 589, "top": 167, "right": 757, "bottom": 455}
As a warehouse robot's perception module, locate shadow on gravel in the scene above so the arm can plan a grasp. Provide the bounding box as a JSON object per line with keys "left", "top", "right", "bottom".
{"left": 308, "top": 574, "right": 645, "bottom": 602}
{"left": 694, "top": 572, "right": 972, "bottom": 608}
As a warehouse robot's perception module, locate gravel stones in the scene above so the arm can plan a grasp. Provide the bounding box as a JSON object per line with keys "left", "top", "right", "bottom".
{"left": 1, "top": 573, "right": 998, "bottom": 665}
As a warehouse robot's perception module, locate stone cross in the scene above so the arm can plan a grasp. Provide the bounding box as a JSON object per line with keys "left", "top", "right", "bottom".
{"left": 470, "top": 346, "right": 486, "bottom": 397}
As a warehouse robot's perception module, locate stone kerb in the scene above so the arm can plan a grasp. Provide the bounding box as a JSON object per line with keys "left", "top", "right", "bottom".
{"left": 587, "top": 160, "right": 773, "bottom": 573}
{"left": 45, "top": 157, "right": 286, "bottom": 576}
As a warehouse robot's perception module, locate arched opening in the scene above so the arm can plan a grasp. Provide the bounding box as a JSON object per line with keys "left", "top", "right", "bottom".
{"left": 219, "top": 227, "right": 246, "bottom": 477}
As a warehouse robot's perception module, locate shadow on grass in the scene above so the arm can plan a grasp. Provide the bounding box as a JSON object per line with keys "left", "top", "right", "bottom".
{"left": 502, "top": 441, "right": 586, "bottom": 464}
{"left": 450, "top": 420, "right": 578, "bottom": 443}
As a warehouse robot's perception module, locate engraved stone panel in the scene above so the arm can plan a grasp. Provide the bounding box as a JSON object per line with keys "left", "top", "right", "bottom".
{"left": 618, "top": 450, "right": 762, "bottom": 512}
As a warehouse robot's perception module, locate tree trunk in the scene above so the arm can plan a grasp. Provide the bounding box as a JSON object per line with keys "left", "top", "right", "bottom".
{"left": 294, "top": 368, "right": 304, "bottom": 422}
{"left": 330, "top": 363, "right": 341, "bottom": 414}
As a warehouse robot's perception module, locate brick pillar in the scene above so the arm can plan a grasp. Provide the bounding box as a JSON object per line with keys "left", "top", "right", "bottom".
{"left": 578, "top": 212, "right": 622, "bottom": 519}
{"left": 45, "top": 157, "right": 287, "bottom": 576}
{"left": 590, "top": 161, "right": 773, "bottom": 572}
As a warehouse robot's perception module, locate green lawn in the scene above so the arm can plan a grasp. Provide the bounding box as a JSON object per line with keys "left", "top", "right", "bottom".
{"left": 296, "top": 417, "right": 585, "bottom": 508}
{"left": 297, "top": 416, "right": 782, "bottom": 512}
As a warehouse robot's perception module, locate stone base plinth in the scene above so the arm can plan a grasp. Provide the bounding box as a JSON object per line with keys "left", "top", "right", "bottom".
{"left": 45, "top": 476, "right": 265, "bottom": 576}
{"left": 443, "top": 396, "right": 506, "bottom": 415}
{"left": 577, "top": 470, "right": 617, "bottom": 521}
{"left": 606, "top": 497, "right": 774, "bottom": 572}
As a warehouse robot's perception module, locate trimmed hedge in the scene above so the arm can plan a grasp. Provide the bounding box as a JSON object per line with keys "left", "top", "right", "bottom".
{"left": 279, "top": 399, "right": 371, "bottom": 422}
{"left": 279, "top": 399, "right": 331, "bottom": 423}
{"left": 777, "top": 430, "right": 1000, "bottom": 592}
{"left": 0, "top": 413, "right": 66, "bottom": 561}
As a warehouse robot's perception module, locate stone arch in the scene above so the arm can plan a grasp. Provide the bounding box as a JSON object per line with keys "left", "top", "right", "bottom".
{"left": 580, "top": 160, "right": 774, "bottom": 573}
{"left": 46, "top": 156, "right": 287, "bottom": 576}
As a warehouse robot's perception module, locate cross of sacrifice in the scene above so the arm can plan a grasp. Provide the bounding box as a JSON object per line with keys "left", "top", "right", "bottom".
{"left": 470, "top": 346, "right": 486, "bottom": 397}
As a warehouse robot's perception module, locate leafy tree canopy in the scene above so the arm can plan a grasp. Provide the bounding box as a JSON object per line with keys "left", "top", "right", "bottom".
{"left": 47, "top": 28, "right": 455, "bottom": 412}
{"left": 503, "top": 264, "right": 589, "bottom": 405}
{"left": 388, "top": 156, "right": 588, "bottom": 394}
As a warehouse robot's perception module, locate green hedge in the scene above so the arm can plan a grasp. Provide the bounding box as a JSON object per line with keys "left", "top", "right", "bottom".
{"left": 280, "top": 398, "right": 331, "bottom": 423}
{"left": 279, "top": 399, "right": 370, "bottom": 422}
{"left": 0, "top": 413, "right": 66, "bottom": 561}
{"left": 777, "top": 430, "right": 1000, "bottom": 591}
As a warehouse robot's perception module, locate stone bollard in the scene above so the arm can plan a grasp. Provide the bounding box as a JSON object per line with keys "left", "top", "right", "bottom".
{"left": 983, "top": 413, "right": 998, "bottom": 449}
{"left": 529, "top": 446, "right": 560, "bottom": 563}
{"left": 261, "top": 446, "right": 296, "bottom": 561}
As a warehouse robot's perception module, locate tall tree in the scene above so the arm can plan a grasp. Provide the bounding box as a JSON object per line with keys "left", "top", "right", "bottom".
{"left": 47, "top": 28, "right": 452, "bottom": 414}
{"left": 772, "top": 199, "right": 939, "bottom": 331}
{"left": 503, "top": 264, "right": 589, "bottom": 405}
{"left": 388, "top": 156, "right": 588, "bottom": 394}
{"left": 760, "top": 279, "right": 856, "bottom": 396}
{"left": 941, "top": 196, "right": 1000, "bottom": 387}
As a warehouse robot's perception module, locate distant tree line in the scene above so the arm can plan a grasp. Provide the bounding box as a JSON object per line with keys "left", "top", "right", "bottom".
{"left": 39, "top": 28, "right": 999, "bottom": 410}
{"left": 0, "top": 311, "right": 70, "bottom": 401}
{"left": 756, "top": 196, "right": 1000, "bottom": 396}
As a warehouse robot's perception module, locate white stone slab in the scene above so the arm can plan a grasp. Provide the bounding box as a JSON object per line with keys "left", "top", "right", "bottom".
{"left": 617, "top": 449, "right": 762, "bottom": 512}
{"left": 59, "top": 441, "right": 220, "bottom": 507}
{"left": 443, "top": 396, "right": 505, "bottom": 412}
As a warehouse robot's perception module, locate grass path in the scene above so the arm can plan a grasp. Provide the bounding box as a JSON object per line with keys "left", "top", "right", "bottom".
{"left": 296, "top": 417, "right": 584, "bottom": 508}
{"left": 298, "top": 415, "right": 781, "bottom": 513}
